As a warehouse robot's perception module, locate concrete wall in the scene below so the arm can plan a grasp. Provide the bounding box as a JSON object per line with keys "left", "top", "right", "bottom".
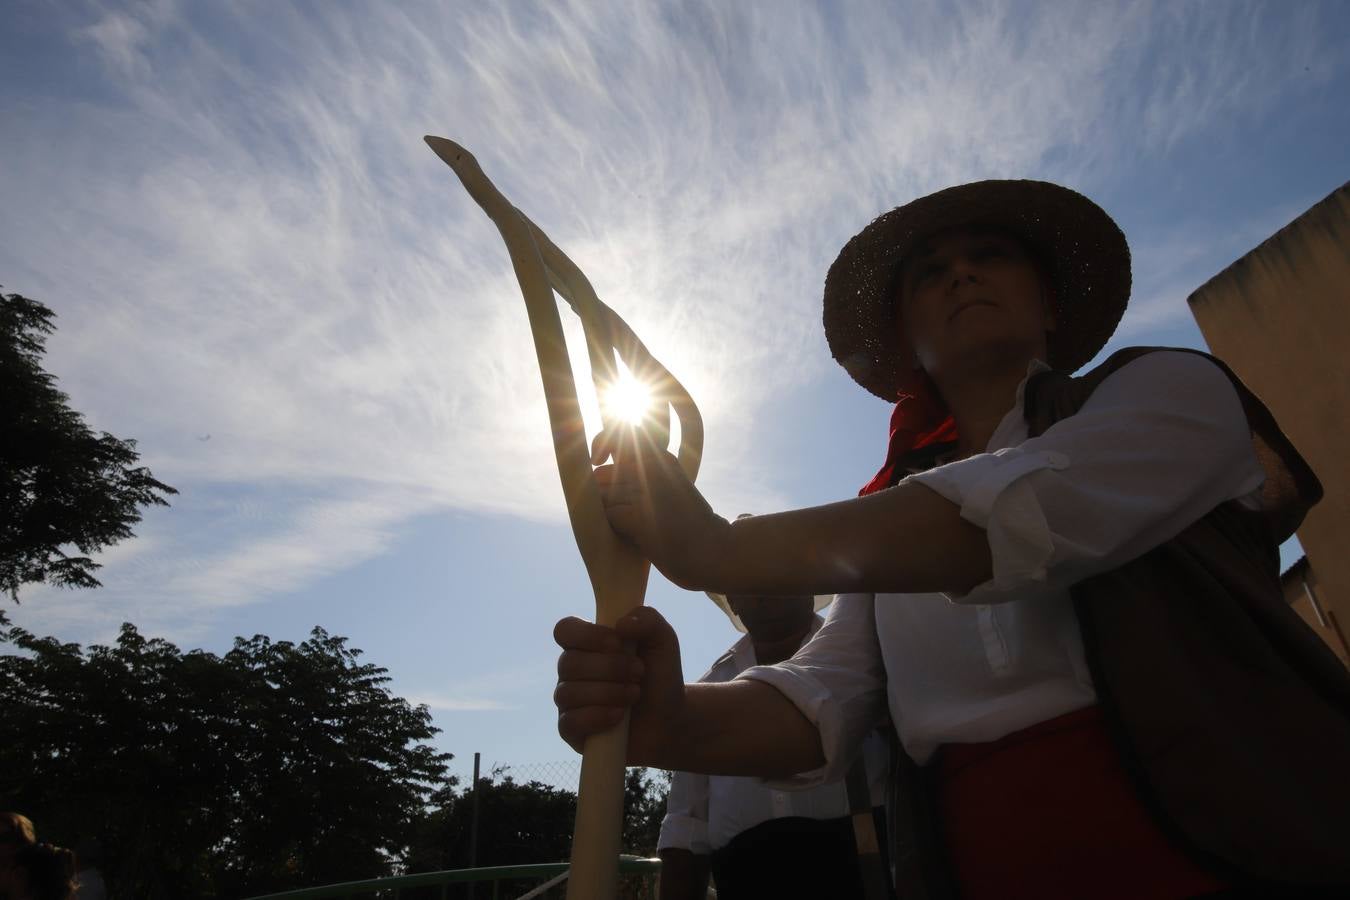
{"left": 1282, "top": 558, "right": 1350, "bottom": 667}
{"left": 1188, "top": 182, "right": 1350, "bottom": 664}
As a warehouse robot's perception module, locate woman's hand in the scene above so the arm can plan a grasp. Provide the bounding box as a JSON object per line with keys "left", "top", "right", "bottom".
{"left": 553, "top": 606, "right": 689, "bottom": 766}
{"left": 592, "top": 429, "right": 732, "bottom": 590}
{"left": 554, "top": 606, "right": 828, "bottom": 776}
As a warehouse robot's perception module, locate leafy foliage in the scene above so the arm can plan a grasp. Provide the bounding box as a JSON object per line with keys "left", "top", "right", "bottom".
{"left": 0, "top": 622, "right": 451, "bottom": 899}
{"left": 1, "top": 288, "right": 177, "bottom": 601}
{"left": 405, "top": 765, "right": 669, "bottom": 874}
{"left": 406, "top": 771, "right": 577, "bottom": 874}
{"left": 401, "top": 766, "right": 668, "bottom": 900}
{"left": 623, "top": 767, "right": 671, "bottom": 859}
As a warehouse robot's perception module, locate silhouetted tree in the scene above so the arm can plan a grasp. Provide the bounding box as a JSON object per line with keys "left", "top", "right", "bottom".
{"left": 0, "top": 288, "right": 176, "bottom": 602}
{"left": 623, "top": 767, "right": 671, "bottom": 857}
{"left": 406, "top": 769, "right": 576, "bottom": 874}
{"left": 404, "top": 765, "right": 669, "bottom": 897}
{"left": 0, "top": 622, "right": 452, "bottom": 899}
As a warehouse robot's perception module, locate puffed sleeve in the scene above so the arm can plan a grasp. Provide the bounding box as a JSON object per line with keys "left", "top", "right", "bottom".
{"left": 908, "top": 351, "right": 1266, "bottom": 604}
{"left": 735, "top": 592, "right": 889, "bottom": 786}
{"left": 657, "top": 768, "right": 710, "bottom": 854}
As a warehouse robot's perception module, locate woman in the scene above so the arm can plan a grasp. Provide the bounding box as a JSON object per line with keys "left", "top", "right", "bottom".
{"left": 553, "top": 181, "right": 1350, "bottom": 898}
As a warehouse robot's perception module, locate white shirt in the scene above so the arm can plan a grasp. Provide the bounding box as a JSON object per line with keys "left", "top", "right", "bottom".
{"left": 657, "top": 615, "right": 889, "bottom": 853}
{"left": 739, "top": 351, "right": 1267, "bottom": 776}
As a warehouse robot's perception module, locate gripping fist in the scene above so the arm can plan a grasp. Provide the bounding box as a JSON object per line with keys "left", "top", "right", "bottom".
{"left": 553, "top": 606, "right": 688, "bottom": 765}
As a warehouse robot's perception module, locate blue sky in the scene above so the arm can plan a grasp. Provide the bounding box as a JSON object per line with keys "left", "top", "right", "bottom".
{"left": 3, "top": 0, "right": 1348, "bottom": 789}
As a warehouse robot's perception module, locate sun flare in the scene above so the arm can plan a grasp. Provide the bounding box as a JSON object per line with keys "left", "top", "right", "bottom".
{"left": 601, "top": 371, "right": 654, "bottom": 426}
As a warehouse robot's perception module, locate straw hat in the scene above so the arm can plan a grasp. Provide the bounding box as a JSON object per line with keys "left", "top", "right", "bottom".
{"left": 823, "top": 180, "right": 1131, "bottom": 401}
{"left": 707, "top": 514, "right": 833, "bottom": 633}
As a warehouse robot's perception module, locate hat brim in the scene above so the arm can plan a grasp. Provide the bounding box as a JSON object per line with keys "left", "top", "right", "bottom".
{"left": 706, "top": 591, "right": 834, "bottom": 633}
{"left": 824, "top": 180, "right": 1131, "bottom": 401}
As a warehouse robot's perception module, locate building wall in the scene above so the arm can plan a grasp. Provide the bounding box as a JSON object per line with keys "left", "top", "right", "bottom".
{"left": 1282, "top": 559, "right": 1350, "bottom": 667}
{"left": 1188, "top": 182, "right": 1350, "bottom": 664}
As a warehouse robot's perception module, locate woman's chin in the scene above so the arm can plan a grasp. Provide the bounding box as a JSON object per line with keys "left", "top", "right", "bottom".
{"left": 929, "top": 334, "right": 1046, "bottom": 375}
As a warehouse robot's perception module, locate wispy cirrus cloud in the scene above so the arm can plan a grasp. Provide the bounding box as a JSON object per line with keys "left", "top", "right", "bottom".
{"left": 74, "top": 0, "right": 174, "bottom": 78}
{"left": 406, "top": 663, "right": 555, "bottom": 713}
{"left": 1115, "top": 195, "right": 1327, "bottom": 341}
{"left": 2, "top": 0, "right": 1342, "bottom": 639}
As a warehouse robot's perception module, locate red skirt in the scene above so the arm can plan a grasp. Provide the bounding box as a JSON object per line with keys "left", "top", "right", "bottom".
{"left": 935, "top": 705, "right": 1231, "bottom": 900}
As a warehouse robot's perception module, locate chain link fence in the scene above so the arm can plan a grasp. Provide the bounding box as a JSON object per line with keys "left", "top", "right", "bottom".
{"left": 437, "top": 761, "right": 671, "bottom": 899}
{"left": 483, "top": 760, "right": 584, "bottom": 792}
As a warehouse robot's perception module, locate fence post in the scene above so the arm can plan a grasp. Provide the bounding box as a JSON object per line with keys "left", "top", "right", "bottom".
{"left": 468, "top": 752, "right": 481, "bottom": 900}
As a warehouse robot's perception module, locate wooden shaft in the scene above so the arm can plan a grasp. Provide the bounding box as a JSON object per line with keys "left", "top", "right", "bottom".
{"left": 425, "top": 136, "right": 702, "bottom": 900}
{"left": 527, "top": 222, "right": 704, "bottom": 480}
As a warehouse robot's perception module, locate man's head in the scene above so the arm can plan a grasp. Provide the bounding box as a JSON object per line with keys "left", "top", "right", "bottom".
{"left": 726, "top": 593, "right": 816, "bottom": 642}
{"left": 706, "top": 515, "right": 832, "bottom": 634}
{"left": 895, "top": 225, "right": 1056, "bottom": 380}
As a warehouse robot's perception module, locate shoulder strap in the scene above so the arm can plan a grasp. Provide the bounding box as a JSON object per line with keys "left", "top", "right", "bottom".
{"left": 1023, "top": 345, "right": 1322, "bottom": 543}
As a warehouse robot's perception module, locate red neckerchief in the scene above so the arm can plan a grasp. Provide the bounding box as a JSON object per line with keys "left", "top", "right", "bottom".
{"left": 858, "top": 379, "right": 956, "bottom": 496}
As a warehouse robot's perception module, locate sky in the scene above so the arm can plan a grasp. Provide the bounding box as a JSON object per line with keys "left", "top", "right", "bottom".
{"left": 2, "top": 0, "right": 1348, "bottom": 791}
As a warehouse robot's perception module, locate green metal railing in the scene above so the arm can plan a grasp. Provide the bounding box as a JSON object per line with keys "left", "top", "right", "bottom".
{"left": 244, "top": 856, "right": 661, "bottom": 900}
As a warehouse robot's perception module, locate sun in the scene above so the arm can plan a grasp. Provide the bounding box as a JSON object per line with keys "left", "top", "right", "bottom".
{"left": 601, "top": 370, "right": 654, "bottom": 426}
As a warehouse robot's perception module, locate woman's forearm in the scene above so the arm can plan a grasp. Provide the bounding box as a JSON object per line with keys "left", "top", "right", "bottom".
{"left": 706, "top": 480, "right": 992, "bottom": 597}
{"left": 647, "top": 680, "right": 827, "bottom": 778}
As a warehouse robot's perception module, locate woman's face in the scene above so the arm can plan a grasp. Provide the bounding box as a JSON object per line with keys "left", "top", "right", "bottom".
{"left": 897, "top": 227, "right": 1055, "bottom": 377}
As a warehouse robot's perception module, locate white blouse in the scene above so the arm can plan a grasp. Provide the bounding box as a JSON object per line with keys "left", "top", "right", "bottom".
{"left": 659, "top": 617, "right": 889, "bottom": 852}
{"left": 738, "top": 351, "right": 1267, "bottom": 777}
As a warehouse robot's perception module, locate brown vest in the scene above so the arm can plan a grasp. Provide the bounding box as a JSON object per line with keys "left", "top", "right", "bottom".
{"left": 887, "top": 347, "right": 1350, "bottom": 898}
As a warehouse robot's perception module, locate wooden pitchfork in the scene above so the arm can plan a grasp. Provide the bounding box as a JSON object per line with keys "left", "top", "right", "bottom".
{"left": 425, "top": 136, "right": 704, "bottom": 900}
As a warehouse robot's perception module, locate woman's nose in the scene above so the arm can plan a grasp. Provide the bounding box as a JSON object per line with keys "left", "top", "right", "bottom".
{"left": 947, "top": 258, "right": 981, "bottom": 290}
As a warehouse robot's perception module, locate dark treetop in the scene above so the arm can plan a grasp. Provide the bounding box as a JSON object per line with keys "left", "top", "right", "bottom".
{"left": 1, "top": 288, "right": 177, "bottom": 602}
